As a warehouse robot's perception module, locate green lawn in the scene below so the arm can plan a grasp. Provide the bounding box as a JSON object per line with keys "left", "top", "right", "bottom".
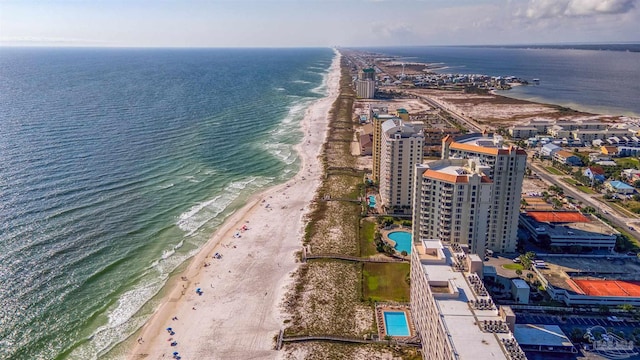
{"left": 615, "top": 158, "right": 640, "bottom": 169}
{"left": 545, "top": 166, "right": 564, "bottom": 175}
{"left": 362, "top": 263, "right": 410, "bottom": 302}
{"left": 577, "top": 186, "right": 596, "bottom": 194}
{"left": 502, "top": 263, "right": 524, "bottom": 271}
{"left": 359, "top": 219, "right": 378, "bottom": 257}
{"left": 562, "top": 178, "right": 578, "bottom": 185}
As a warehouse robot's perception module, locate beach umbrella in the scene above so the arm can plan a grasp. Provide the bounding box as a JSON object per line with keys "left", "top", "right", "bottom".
{"left": 166, "top": 327, "right": 172, "bottom": 331}
{"left": 173, "top": 352, "right": 179, "bottom": 355}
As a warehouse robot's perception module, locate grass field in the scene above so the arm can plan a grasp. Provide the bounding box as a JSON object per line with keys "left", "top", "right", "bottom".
{"left": 502, "top": 263, "right": 524, "bottom": 271}
{"left": 577, "top": 186, "right": 596, "bottom": 194}
{"left": 359, "top": 219, "right": 377, "bottom": 257}
{"left": 615, "top": 158, "right": 640, "bottom": 169}
{"left": 545, "top": 166, "right": 564, "bottom": 175}
{"left": 362, "top": 263, "right": 410, "bottom": 302}
{"left": 562, "top": 178, "right": 578, "bottom": 185}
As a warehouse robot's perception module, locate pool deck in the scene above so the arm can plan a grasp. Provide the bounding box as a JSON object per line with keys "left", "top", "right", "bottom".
{"left": 375, "top": 303, "right": 416, "bottom": 340}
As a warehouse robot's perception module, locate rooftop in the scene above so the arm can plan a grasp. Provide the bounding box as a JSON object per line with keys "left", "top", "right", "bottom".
{"left": 513, "top": 324, "right": 573, "bottom": 348}
{"left": 570, "top": 279, "right": 640, "bottom": 297}
{"left": 448, "top": 133, "right": 527, "bottom": 156}
{"left": 608, "top": 180, "right": 634, "bottom": 190}
{"left": 535, "top": 256, "right": 640, "bottom": 295}
{"left": 413, "top": 240, "right": 515, "bottom": 359}
{"left": 422, "top": 160, "right": 492, "bottom": 184}
{"left": 555, "top": 150, "right": 577, "bottom": 158}
{"left": 525, "top": 211, "right": 589, "bottom": 223}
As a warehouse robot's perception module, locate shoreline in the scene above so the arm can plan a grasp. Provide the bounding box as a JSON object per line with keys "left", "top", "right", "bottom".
{"left": 126, "top": 50, "right": 341, "bottom": 359}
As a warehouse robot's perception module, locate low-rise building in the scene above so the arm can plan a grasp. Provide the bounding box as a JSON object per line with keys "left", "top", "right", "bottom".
{"left": 519, "top": 211, "right": 618, "bottom": 250}
{"left": 605, "top": 180, "right": 635, "bottom": 195}
{"left": 359, "top": 133, "right": 372, "bottom": 155}
{"left": 621, "top": 168, "right": 640, "bottom": 182}
{"left": 553, "top": 150, "right": 582, "bottom": 166}
{"left": 540, "top": 143, "right": 561, "bottom": 158}
{"left": 589, "top": 152, "right": 610, "bottom": 162}
{"left": 584, "top": 166, "right": 606, "bottom": 183}
{"left": 509, "top": 126, "right": 539, "bottom": 139}
{"left": 534, "top": 257, "right": 640, "bottom": 306}
{"left": 617, "top": 146, "right": 640, "bottom": 157}
{"left": 601, "top": 145, "right": 618, "bottom": 156}
{"left": 513, "top": 325, "right": 576, "bottom": 354}
{"left": 511, "top": 279, "right": 530, "bottom": 304}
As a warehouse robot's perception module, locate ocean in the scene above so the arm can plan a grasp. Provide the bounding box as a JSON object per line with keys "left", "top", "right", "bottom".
{"left": 0, "top": 47, "right": 334, "bottom": 359}
{"left": 2, "top": 44, "right": 639, "bottom": 360}
{"left": 365, "top": 45, "right": 640, "bottom": 117}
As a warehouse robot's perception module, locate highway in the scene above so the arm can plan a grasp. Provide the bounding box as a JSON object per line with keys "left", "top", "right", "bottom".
{"left": 403, "top": 90, "right": 484, "bottom": 132}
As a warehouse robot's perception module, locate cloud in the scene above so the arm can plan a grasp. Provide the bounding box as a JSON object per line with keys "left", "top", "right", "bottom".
{"left": 371, "top": 23, "right": 415, "bottom": 40}
{"left": 524, "top": 0, "right": 635, "bottom": 19}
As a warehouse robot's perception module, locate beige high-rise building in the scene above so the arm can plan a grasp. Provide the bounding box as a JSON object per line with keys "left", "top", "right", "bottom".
{"left": 355, "top": 79, "right": 375, "bottom": 99}
{"left": 412, "top": 158, "right": 492, "bottom": 254}
{"left": 356, "top": 68, "right": 376, "bottom": 98}
{"left": 413, "top": 133, "right": 526, "bottom": 253}
{"left": 372, "top": 114, "right": 400, "bottom": 182}
{"left": 379, "top": 119, "right": 423, "bottom": 212}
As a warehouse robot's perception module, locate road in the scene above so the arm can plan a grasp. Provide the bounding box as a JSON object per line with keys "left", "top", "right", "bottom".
{"left": 529, "top": 161, "right": 640, "bottom": 244}
{"left": 403, "top": 90, "right": 484, "bottom": 132}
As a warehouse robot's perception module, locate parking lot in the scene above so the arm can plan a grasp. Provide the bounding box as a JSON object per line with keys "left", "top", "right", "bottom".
{"left": 516, "top": 313, "right": 639, "bottom": 337}
{"left": 517, "top": 313, "right": 625, "bottom": 328}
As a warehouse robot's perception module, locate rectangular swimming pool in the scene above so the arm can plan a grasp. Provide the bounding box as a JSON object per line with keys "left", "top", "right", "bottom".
{"left": 383, "top": 311, "right": 410, "bottom": 336}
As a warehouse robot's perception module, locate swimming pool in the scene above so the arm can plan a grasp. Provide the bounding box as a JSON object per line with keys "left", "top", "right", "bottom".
{"left": 383, "top": 311, "right": 410, "bottom": 336}
{"left": 388, "top": 231, "right": 411, "bottom": 254}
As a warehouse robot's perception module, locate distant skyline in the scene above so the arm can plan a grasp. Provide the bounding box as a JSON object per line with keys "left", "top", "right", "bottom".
{"left": 1, "top": 0, "right": 638, "bottom": 47}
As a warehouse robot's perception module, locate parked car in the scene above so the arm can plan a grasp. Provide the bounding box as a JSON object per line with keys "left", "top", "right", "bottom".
{"left": 607, "top": 316, "right": 623, "bottom": 322}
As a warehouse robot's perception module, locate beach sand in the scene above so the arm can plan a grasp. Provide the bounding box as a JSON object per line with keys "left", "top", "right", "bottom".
{"left": 128, "top": 51, "right": 341, "bottom": 360}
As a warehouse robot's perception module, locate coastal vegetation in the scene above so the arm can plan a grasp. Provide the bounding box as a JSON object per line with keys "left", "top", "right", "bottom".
{"left": 283, "top": 57, "right": 419, "bottom": 359}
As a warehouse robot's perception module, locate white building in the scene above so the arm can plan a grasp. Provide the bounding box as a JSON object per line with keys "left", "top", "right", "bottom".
{"left": 372, "top": 114, "right": 400, "bottom": 182}
{"left": 435, "top": 133, "right": 527, "bottom": 253}
{"left": 355, "top": 79, "right": 375, "bottom": 99}
{"left": 412, "top": 158, "right": 492, "bottom": 254}
{"left": 410, "top": 240, "right": 525, "bottom": 360}
{"left": 379, "top": 119, "right": 424, "bottom": 212}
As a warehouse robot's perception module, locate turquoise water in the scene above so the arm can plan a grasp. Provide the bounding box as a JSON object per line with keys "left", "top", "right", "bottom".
{"left": 0, "top": 47, "right": 334, "bottom": 360}
{"left": 389, "top": 231, "right": 412, "bottom": 254}
{"left": 383, "top": 311, "right": 410, "bottom": 336}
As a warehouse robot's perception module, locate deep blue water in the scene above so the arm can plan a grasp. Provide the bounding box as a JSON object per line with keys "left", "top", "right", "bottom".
{"left": 364, "top": 46, "right": 640, "bottom": 116}
{"left": 0, "top": 47, "right": 333, "bottom": 359}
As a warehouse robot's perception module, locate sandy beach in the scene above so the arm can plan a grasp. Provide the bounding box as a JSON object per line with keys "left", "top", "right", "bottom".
{"left": 128, "top": 51, "right": 341, "bottom": 359}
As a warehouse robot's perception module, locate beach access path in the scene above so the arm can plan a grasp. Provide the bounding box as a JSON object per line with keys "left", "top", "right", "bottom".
{"left": 129, "top": 51, "right": 341, "bottom": 359}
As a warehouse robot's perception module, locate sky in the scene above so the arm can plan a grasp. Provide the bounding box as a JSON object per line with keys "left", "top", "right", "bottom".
{"left": 0, "top": 0, "right": 638, "bottom": 47}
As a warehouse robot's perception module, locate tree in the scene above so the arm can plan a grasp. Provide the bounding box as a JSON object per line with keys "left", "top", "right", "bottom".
{"left": 516, "top": 269, "right": 523, "bottom": 276}
{"left": 570, "top": 328, "right": 585, "bottom": 342}
{"left": 526, "top": 273, "right": 534, "bottom": 281}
